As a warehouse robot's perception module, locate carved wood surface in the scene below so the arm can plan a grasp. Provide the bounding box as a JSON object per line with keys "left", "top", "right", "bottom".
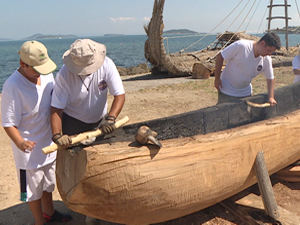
{"left": 56, "top": 109, "right": 300, "bottom": 224}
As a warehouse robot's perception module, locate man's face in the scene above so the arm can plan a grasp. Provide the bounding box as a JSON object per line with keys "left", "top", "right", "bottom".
{"left": 260, "top": 41, "right": 277, "bottom": 56}
{"left": 24, "top": 65, "right": 40, "bottom": 78}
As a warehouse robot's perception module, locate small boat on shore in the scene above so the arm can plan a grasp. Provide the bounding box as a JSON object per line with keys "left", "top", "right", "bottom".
{"left": 56, "top": 81, "right": 300, "bottom": 224}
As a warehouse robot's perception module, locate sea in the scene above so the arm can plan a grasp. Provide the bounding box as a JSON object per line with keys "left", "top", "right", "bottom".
{"left": 0, "top": 33, "right": 300, "bottom": 93}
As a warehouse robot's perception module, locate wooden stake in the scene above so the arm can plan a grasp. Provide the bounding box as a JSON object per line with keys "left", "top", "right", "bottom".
{"left": 255, "top": 150, "right": 280, "bottom": 220}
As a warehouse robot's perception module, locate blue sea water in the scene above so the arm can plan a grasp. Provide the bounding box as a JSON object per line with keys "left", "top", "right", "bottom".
{"left": 0, "top": 33, "right": 299, "bottom": 92}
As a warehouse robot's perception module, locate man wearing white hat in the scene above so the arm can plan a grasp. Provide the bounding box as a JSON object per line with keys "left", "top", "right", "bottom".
{"left": 1, "top": 41, "right": 72, "bottom": 225}
{"left": 51, "top": 39, "right": 125, "bottom": 147}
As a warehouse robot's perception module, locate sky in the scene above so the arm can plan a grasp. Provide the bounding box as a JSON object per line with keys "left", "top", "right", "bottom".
{"left": 1, "top": 0, "right": 300, "bottom": 39}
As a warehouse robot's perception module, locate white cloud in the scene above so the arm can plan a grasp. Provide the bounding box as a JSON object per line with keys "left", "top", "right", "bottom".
{"left": 110, "top": 17, "right": 136, "bottom": 22}
{"left": 143, "top": 17, "right": 151, "bottom": 22}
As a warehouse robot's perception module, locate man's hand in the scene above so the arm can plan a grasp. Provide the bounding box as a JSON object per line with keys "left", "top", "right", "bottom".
{"left": 268, "top": 97, "right": 277, "bottom": 107}
{"left": 52, "top": 133, "right": 72, "bottom": 148}
{"left": 100, "top": 116, "right": 116, "bottom": 134}
{"left": 20, "top": 140, "right": 36, "bottom": 153}
{"left": 214, "top": 78, "right": 222, "bottom": 92}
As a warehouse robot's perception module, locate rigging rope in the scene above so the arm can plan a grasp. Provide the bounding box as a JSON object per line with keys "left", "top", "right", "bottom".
{"left": 209, "top": 0, "right": 257, "bottom": 60}
{"left": 245, "top": 0, "right": 262, "bottom": 31}
{"left": 169, "top": 0, "right": 245, "bottom": 54}
{"left": 257, "top": 0, "right": 269, "bottom": 34}
{"left": 290, "top": 0, "right": 300, "bottom": 32}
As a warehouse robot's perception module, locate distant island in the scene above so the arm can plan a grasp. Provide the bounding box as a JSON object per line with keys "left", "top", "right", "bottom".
{"left": 104, "top": 34, "right": 125, "bottom": 37}
{"left": 22, "top": 33, "right": 78, "bottom": 40}
{"left": 268, "top": 26, "right": 300, "bottom": 34}
{"left": 0, "top": 38, "right": 13, "bottom": 41}
{"left": 164, "top": 29, "right": 202, "bottom": 34}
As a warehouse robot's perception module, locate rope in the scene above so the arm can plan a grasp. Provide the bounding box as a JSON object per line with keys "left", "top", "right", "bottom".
{"left": 168, "top": 0, "right": 245, "bottom": 54}
{"left": 257, "top": 1, "right": 269, "bottom": 34}
{"left": 289, "top": 0, "right": 300, "bottom": 32}
{"left": 245, "top": 0, "right": 262, "bottom": 31}
{"left": 209, "top": 0, "right": 256, "bottom": 61}
{"left": 296, "top": 0, "right": 300, "bottom": 22}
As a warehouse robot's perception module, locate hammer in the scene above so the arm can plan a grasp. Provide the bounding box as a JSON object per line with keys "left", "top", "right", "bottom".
{"left": 135, "top": 125, "right": 162, "bottom": 147}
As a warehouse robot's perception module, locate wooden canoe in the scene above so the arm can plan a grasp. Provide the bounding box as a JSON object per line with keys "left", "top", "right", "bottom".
{"left": 56, "top": 108, "right": 300, "bottom": 224}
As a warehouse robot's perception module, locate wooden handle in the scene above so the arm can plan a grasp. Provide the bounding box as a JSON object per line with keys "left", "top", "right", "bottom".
{"left": 42, "top": 116, "right": 129, "bottom": 154}
{"left": 247, "top": 101, "right": 271, "bottom": 108}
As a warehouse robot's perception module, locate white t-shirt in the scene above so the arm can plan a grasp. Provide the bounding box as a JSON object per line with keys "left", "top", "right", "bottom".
{"left": 292, "top": 55, "right": 300, "bottom": 83}
{"left": 52, "top": 56, "right": 125, "bottom": 123}
{"left": 220, "top": 39, "right": 274, "bottom": 97}
{"left": 1, "top": 70, "right": 56, "bottom": 169}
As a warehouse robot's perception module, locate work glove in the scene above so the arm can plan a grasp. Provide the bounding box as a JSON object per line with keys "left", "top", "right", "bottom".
{"left": 52, "top": 133, "right": 72, "bottom": 146}
{"left": 100, "top": 115, "right": 116, "bottom": 134}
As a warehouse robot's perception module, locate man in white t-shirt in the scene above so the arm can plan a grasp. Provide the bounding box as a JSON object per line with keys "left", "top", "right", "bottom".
{"left": 214, "top": 32, "right": 281, "bottom": 105}
{"left": 1, "top": 41, "right": 71, "bottom": 225}
{"left": 292, "top": 46, "right": 300, "bottom": 83}
{"left": 51, "top": 39, "right": 125, "bottom": 148}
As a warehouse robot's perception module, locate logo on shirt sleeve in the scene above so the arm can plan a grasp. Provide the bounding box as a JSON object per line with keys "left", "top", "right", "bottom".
{"left": 257, "top": 65, "right": 263, "bottom": 72}
{"left": 98, "top": 80, "right": 107, "bottom": 91}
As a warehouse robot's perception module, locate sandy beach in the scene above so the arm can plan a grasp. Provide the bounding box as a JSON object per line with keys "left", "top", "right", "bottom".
{"left": 1, "top": 68, "right": 300, "bottom": 225}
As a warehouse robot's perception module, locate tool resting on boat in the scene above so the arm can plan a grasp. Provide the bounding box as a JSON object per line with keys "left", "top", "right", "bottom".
{"left": 42, "top": 116, "right": 129, "bottom": 154}
{"left": 247, "top": 101, "right": 271, "bottom": 108}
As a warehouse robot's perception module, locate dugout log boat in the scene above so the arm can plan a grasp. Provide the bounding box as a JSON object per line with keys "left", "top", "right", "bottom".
{"left": 56, "top": 82, "right": 300, "bottom": 224}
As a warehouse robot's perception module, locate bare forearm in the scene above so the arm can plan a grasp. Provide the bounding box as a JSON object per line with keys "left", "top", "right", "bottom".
{"left": 266, "top": 78, "right": 275, "bottom": 98}
{"left": 108, "top": 94, "right": 125, "bottom": 118}
{"left": 266, "top": 78, "right": 277, "bottom": 106}
{"left": 50, "top": 107, "right": 64, "bottom": 135}
{"left": 214, "top": 53, "right": 224, "bottom": 80}
{"left": 214, "top": 53, "right": 224, "bottom": 91}
{"left": 4, "top": 126, "right": 24, "bottom": 148}
{"left": 3, "top": 126, "right": 36, "bottom": 151}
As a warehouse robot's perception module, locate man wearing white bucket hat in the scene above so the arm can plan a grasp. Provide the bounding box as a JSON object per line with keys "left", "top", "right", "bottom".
{"left": 50, "top": 39, "right": 125, "bottom": 147}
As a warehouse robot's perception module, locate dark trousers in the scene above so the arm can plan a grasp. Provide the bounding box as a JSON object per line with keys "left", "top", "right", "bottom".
{"left": 217, "top": 91, "right": 250, "bottom": 104}
{"left": 62, "top": 112, "right": 103, "bottom": 140}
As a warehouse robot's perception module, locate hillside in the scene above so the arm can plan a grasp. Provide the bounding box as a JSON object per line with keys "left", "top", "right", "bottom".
{"left": 164, "top": 29, "right": 201, "bottom": 34}
{"left": 22, "top": 33, "right": 78, "bottom": 40}
{"left": 268, "top": 26, "right": 300, "bottom": 34}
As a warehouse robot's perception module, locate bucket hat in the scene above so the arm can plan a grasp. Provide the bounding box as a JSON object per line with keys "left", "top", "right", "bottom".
{"left": 63, "top": 39, "right": 106, "bottom": 75}
{"left": 19, "top": 40, "right": 57, "bottom": 75}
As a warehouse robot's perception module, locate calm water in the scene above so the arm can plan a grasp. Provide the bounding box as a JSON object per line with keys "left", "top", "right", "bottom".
{"left": 0, "top": 33, "right": 299, "bottom": 92}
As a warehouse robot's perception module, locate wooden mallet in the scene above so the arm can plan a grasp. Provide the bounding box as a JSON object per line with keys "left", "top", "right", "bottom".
{"left": 42, "top": 116, "right": 129, "bottom": 154}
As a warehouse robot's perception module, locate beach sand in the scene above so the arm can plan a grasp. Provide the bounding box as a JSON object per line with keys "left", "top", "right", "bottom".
{"left": 1, "top": 68, "right": 300, "bottom": 225}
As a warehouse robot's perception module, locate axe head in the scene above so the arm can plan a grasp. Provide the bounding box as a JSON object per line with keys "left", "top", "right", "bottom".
{"left": 135, "top": 125, "right": 162, "bottom": 147}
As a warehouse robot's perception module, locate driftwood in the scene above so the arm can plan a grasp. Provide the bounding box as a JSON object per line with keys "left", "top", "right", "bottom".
{"left": 144, "top": 0, "right": 295, "bottom": 77}
{"left": 56, "top": 109, "right": 300, "bottom": 224}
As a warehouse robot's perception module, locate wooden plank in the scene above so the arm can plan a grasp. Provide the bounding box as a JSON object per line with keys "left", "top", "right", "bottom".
{"left": 236, "top": 193, "right": 300, "bottom": 225}
{"left": 219, "top": 199, "right": 259, "bottom": 225}
{"left": 274, "top": 165, "right": 300, "bottom": 182}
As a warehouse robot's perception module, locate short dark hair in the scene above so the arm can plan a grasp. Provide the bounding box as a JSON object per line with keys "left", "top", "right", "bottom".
{"left": 259, "top": 32, "right": 281, "bottom": 50}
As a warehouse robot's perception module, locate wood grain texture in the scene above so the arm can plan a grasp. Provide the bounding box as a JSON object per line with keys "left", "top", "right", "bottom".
{"left": 56, "top": 110, "right": 300, "bottom": 225}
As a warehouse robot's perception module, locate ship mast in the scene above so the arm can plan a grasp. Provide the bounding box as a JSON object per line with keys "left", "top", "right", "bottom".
{"left": 267, "top": 0, "right": 291, "bottom": 50}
